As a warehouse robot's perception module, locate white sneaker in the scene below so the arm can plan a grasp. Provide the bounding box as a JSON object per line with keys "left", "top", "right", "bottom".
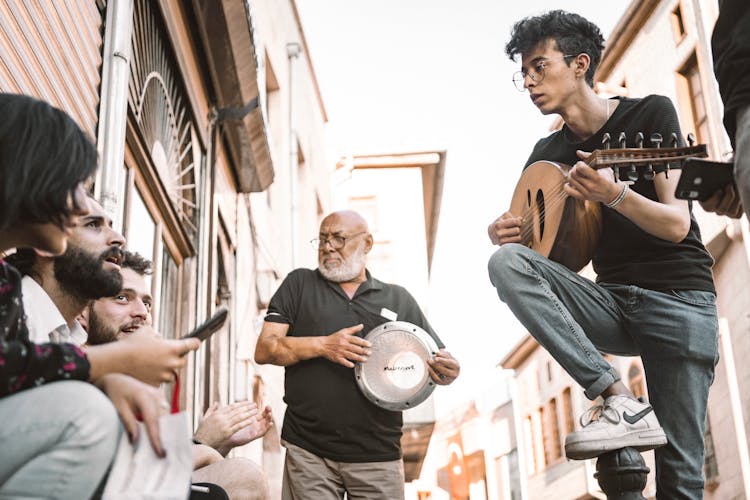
{"left": 564, "top": 395, "right": 667, "bottom": 460}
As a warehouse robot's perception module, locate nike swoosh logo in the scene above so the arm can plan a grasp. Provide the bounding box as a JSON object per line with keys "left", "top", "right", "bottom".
{"left": 623, "top": 406, "right": 653, "bottom": 424}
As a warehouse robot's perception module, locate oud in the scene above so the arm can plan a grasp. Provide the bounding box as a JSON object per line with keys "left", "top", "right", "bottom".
{"left": 509, "top": 132, "right": 707, "bottom": 272}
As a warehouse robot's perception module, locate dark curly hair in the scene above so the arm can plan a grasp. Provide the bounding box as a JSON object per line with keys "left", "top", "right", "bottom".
{"left": 121, "top": 250, "right": 153, "bottom": 276}
{"left": 505, "top": 10, "right": 605, "bottom": 87}
{"left": 0, "top": 93, "right": 97, "bottom": 232}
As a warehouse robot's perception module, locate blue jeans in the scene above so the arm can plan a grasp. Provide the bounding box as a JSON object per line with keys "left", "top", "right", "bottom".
{"left": 488, "top": 244, "right": 718, "bottom": 500}
{"left": 0, "top": 381, "right": 120, "bottom": 498}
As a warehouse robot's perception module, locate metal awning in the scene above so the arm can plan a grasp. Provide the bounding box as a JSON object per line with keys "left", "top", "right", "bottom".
{"left": 191, "top": 0, "right": 274, "bottom": 192}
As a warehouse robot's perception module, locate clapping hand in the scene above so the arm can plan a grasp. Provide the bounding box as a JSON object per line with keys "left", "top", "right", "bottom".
{"left": 224, "top": 405, "right": 273, "bottom": 452}
{"left": 194, "top": 401, "right": 269, "bottom": 456}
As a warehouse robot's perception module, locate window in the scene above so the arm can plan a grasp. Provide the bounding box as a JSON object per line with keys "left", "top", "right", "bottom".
{"left": 532, "top": 408, "right": 545, "bottom": 470}
{"left": 561, "top": 387, "right": 575, "bottom": 434}
{"left": 676, "top": 54, "right": 709, "bottom": 145}
{"left": 543, "top": 398, "right": 562, "bottom": 463}
{"left": 494, "top": 450, "right": 522, "bottom": 500}
{"left": 670, "top": 4, "right": 687, "bottom": 44}
{"left": 125, "top": 188, "right": 156, "bottom": 275}
{"left": 158, "top": 248, "right": 179, "bottom": 340}
{"left": 124, "top": 0, "right": 203, "bottom": 416}
{"left": 523, "top": 416, "right": 537, "bottom": 475}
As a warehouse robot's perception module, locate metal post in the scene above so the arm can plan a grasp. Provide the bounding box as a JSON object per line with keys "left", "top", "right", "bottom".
{"left": 594, "top": 447, "right": 650, "bottom": 499}
{"left": 95, "top": 0, "right": 134, "bottom": 232}
{"left": 286, "top": 42, "right": 301, "bottom": 269}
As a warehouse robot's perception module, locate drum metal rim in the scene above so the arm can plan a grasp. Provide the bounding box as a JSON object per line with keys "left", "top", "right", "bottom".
{"left": 354, "top": 320, "right": 439, "bottom": 411}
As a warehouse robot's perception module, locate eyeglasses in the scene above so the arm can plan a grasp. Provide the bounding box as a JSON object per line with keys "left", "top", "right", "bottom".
{"left": 512, "top": 54, "right": 576, "bottom": 92}
{"left": 310, "top": 232, "right": 366, "bottom": 250}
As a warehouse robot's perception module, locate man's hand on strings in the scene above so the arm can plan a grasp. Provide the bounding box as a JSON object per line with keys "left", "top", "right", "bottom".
{"left": 565, "top": 150, "right": 622, "bottom": 204}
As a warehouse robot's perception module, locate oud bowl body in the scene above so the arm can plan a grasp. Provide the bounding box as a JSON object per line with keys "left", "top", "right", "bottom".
{"left": 509, "top": 161, "right": 602, "bottom": 272}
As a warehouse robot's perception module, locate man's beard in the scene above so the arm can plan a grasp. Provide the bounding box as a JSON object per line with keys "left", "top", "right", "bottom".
{"left": 85, "top": 307, "right": 120, "bottom": 345}
{"left": 319, "top": 245, "right": 366, "bottom": 283}
{"left": 86, "top": 306, "right": 146, "bottom": 345}
{"left": 54, "top": 245, "right": 123, "bottom": 300}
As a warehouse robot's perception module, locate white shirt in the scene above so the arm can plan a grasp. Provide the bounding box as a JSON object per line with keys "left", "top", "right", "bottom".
{"left": 21, "top": 275, "right": 88, "bottom": 346}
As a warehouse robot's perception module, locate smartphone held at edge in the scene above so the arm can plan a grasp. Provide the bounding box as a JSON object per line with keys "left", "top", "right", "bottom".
{"left": 181, "top": 307, "right": 229, "bottom": 342}
{"left": 674, "top": 158, "right": 734, "bottom": 202}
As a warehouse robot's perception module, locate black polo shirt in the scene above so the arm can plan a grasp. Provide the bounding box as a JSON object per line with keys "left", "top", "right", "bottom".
{"left": 265, "top": 268, "right": 444, "bottom": 462}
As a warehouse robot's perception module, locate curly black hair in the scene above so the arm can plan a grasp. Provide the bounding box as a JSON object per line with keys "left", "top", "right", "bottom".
{"left": 121, "top": 250, "right": 153, "bottom": 276}
{"left": 505, "top": 10, "right": 605, "bottom": 87}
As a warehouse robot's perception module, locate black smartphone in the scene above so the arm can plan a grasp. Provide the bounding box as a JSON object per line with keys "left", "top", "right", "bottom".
{"left": 675, "top": 158, "right": 735, "bottom": 201}
{"left": 181, "top": 307, "right": 228, "bottom": 341}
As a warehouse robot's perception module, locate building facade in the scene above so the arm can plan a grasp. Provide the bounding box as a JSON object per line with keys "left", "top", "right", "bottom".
{"left": 414, "top": 0, "right": 750, "bottom": 498}
{"left": 596, "top": 1, "right": 750, "bottom": 497}
{"left": 0, "top": 0, "right": 329, "bottom": 495}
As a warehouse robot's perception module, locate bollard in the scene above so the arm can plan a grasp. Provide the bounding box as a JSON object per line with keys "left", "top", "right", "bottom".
{"left": 594, "top": 447, "right": 649, "bottom": 499}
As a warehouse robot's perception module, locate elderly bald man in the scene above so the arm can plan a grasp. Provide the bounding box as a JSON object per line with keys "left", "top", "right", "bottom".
{"left": 255, "top": 210, "right": 460, "bottom": 500}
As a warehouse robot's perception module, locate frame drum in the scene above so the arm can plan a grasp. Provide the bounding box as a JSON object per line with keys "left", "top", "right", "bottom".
{"left": 354, "top": 321, "right": 439, "bottom": 411}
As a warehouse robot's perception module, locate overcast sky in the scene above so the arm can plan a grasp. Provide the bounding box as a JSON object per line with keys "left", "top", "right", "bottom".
{"left": 296, "top": 0, "right": 632, "bottom": 415}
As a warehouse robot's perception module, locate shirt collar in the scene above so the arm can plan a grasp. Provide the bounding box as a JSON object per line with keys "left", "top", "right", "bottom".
{"left": 21, "top": 275, "right": 88, "bottom": 346}
{"left": 316, "top": 268, "right": 382, "bottom": 298}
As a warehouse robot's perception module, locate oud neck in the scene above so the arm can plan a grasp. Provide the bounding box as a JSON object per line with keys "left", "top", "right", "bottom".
{"left": 584, "top": 144, "right": 708, "bottom": 170}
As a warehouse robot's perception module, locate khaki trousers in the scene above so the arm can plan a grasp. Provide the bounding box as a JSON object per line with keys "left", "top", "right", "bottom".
{"left": 281, "top": 440, "right": 404, "bottom": 500}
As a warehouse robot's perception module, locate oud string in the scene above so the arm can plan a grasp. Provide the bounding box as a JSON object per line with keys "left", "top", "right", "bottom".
{"left": 513, "top": 146, "right": 698, "bottom": 243}
{"left": 516, "top": 178, "right": 570, "bottom": 243}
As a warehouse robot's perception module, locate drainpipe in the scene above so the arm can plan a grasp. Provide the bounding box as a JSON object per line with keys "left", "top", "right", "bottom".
{"left": 287, "top": 42, "right": 301, "bottom": 269}
{"left": 95, "top": 0, "right": 134, "bottom": 232}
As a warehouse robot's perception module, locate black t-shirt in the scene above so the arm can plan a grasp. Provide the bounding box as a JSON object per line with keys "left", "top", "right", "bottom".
{"left": 712, "top": 0, "right": 750, "bottom": 146}
{"left": 525, "top": 95, "right": 715, "bottom": 293}
{"left": 265, "top": 268, "right": 444, "bottom": 462}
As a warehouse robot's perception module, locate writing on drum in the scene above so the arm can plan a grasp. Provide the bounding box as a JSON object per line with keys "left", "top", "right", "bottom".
{"left": 384, "top": 351, "right": 425, "bottom": 390}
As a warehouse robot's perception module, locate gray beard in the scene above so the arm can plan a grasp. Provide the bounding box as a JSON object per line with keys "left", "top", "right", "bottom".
{"left": 319, "top": 246, "right": 366, "bottom": 283}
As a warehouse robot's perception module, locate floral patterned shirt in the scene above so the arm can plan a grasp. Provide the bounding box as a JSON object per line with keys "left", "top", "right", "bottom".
{"left": 0, "top": 259, "right": 90, "bottom": 396}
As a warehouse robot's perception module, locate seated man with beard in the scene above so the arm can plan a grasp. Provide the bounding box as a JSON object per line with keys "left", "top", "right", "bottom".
{"left": 254, "top": 210, "right": 461, "bottom": 500}
{"left": 10, "top": 195, "right": 125, "bottom": 345}
{"left": 81, "top": 250, "right": 272, "bottom": 500}
{"left": 6, "top": 196, "right": 198, "bottom": 389}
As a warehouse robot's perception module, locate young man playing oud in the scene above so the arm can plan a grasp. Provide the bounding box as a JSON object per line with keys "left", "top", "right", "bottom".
{"left": 487, "top": 10, "right": 717, "bottom": 499}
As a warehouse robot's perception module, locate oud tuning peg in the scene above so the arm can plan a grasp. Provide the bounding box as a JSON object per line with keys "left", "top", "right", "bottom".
{"left": 626, "top": 165, "right": 639, "bottom": 181}
{"left": 667, "top": 132, "right": 680, "bottom": 174}
{"left": 601, "top": 133, "right": 617, "bottom": 179}
{"left": 687, "top": 132, "right": 696, "bottom": 146}
{"left": 640, "top": 131, "right": 654, "bottom": 179}
{"left": 642, "top": 165, "right": 655, "bottom": 181}
{"left": 651, "top": 133, "right": 666, "bottom": 178}
{"left": 619, "top": 132, "right": 638, "bottom": 181}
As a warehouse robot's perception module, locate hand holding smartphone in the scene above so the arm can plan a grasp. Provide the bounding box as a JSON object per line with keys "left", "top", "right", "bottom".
{"left": 182, "top": 307, "right": 229, "bottom": 341}
{"left": 675, "top": 158, "right": 735, "bottom": 201}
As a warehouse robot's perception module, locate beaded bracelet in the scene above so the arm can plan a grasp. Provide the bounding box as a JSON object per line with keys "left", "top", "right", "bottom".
{"left": 606, "top": 184, "right": 629, "bottom": 209}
